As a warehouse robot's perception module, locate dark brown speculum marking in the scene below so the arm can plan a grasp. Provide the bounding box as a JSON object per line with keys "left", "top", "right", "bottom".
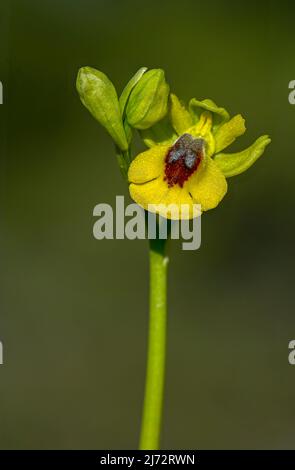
{"left": 164, "top": 134, "right": 204, "bottom": 188}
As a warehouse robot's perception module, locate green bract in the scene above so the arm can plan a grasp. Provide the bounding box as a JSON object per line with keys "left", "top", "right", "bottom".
{"left": 76, "top": 67, "right": 128, "bottom": 151}
{"left": 125, "top": 69, "right": 170, "bottom": 130}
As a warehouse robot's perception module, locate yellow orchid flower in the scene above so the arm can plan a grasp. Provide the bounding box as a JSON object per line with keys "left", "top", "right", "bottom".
{"left": 128, "top": 94, "right": 271, "bottom": 219}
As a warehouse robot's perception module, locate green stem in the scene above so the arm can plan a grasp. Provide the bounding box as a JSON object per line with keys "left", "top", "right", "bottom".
{"left": 139, "top": 237, "right": 168, "bottom": 450}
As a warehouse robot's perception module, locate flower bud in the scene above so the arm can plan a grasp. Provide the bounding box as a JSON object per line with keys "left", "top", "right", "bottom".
{"left": 76, "top": 67, "right": 128, "bottom": 151}
{"left": 119, "top": 67, "right": 147, "bottom": 116}
{"left": 126, "top": 69, "right": 169, "bottom": 130}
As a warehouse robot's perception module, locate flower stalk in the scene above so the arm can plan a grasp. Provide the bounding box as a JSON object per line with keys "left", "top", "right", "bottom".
{"left": 140, "top": 237, "right": 168, "bottom": 450}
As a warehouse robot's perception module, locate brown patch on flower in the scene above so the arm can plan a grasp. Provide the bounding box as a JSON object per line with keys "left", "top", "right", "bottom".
{"left": 164, "top": 134, "right": 204, "bottom": 187}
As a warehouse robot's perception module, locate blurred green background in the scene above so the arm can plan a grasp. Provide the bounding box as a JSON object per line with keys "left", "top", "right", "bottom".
{"left": 1, "top": 0, "right": 295, "bottom": 449}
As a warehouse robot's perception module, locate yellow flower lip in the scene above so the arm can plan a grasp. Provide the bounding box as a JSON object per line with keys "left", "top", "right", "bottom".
{"left": 128, "top": 134, "right": 228, "bottom": 220}
{"left": 164, "top": 134, "right": 205, "bottom": 188}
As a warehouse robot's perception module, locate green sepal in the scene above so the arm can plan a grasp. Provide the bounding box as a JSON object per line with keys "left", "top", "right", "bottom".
{"left": 126, "top": 69, "right": 170, "bottom": 130}
{"left": 189, "top": 98, "right": 230, "bottom": 132}
{"left": 170, "top": 93, "right": 193, "bottom": 135}
{"left": 119, "top": 67, "right": 148, "bottom": 116}
{"left": 76, "top": 66, "right": 128, "bottom": 151}
{"left": 214, "top": 114, "right": 246, "bottom": 153}
{"left": 214, "top": 135, "right": 271, "bottom": 177}
{"left": 140, "top": 114, "right": 177, "bottom": 148}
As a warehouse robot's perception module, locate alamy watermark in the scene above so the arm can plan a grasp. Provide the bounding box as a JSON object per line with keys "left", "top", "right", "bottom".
{"left": 93, "top": 196, "right": 201, "bottom": 250}
{"left": 288, "top": 340, "right": 295, "bottom": 365}
{"left": 288, "top": 80, "right": 295, "bottom": 105}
